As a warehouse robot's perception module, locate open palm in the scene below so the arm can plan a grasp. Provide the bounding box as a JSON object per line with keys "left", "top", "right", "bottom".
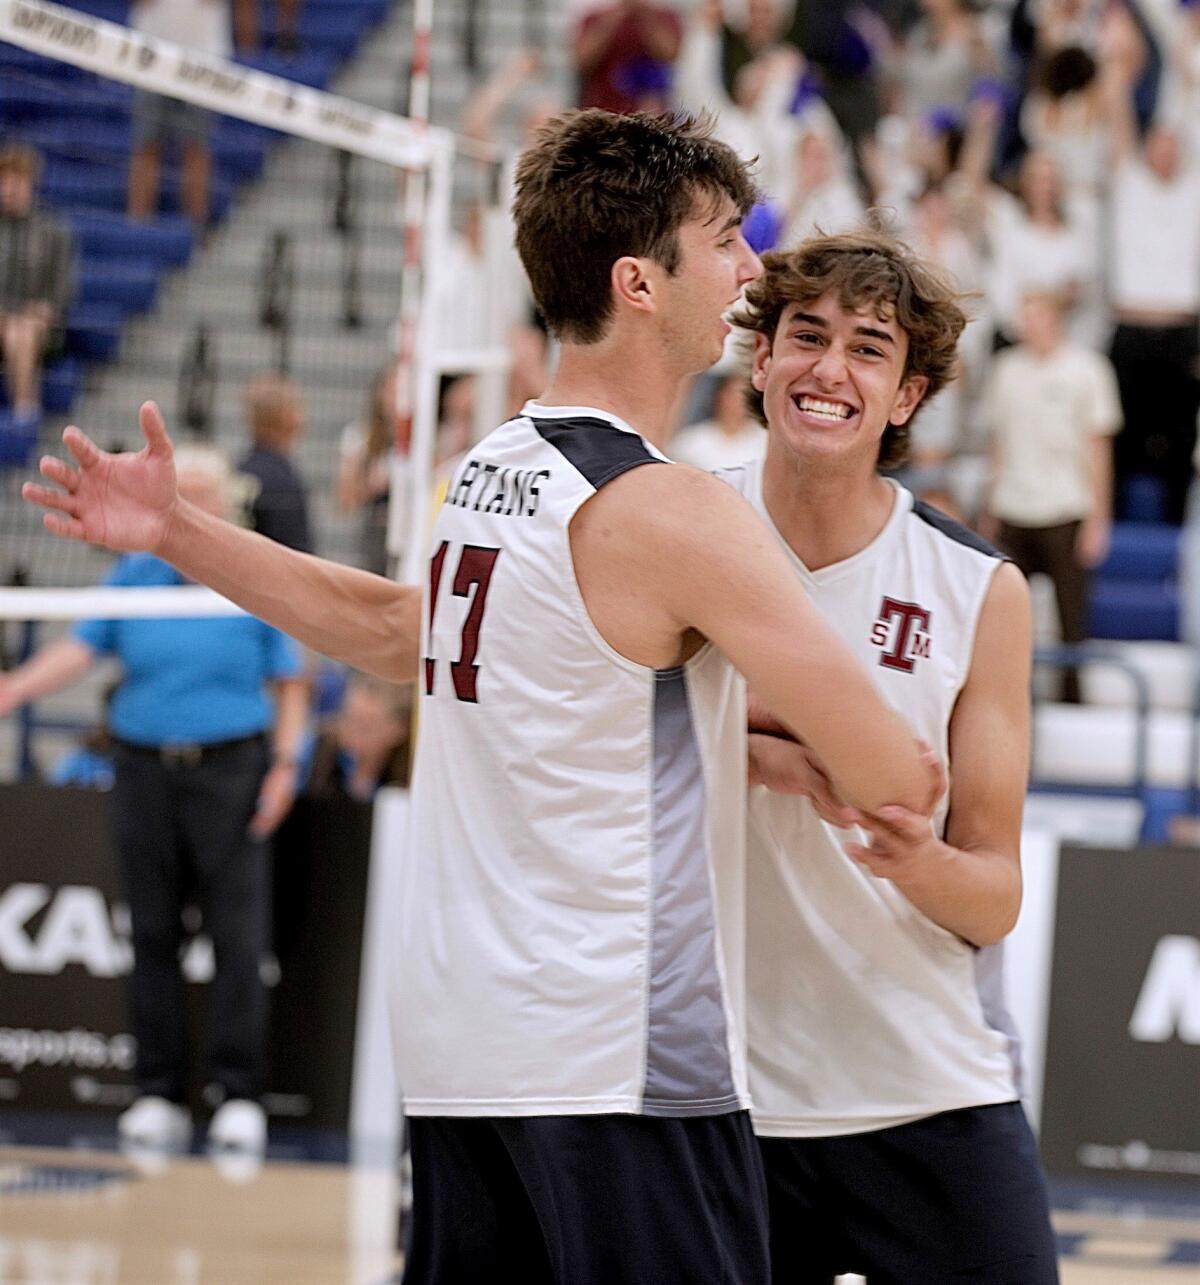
{"left": 22, "top": 402, "right": 179, "bottom": 553}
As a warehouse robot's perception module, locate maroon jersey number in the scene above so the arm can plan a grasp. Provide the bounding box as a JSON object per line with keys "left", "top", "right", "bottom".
{"left": 424, "top": 542, "right": 501, "bottom": 703}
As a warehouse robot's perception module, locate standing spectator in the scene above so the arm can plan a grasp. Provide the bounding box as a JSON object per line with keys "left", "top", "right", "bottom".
{"left": 573, "top": 0, "right": 683, "bottom": 114}
{"left": 780, "top": 127, "right": 866, "bottom": 246}
{"left": 672, "top": 370, "right": 765, "bottom": 470}
{"left": 675, "top": 1, "right": 821, "bottom": 200}
{"left": 232, "top": 0, "right": 301, "bottom": 56}
{"left": 127, "top": 0, "right": 231, "bottom": 224}
{"left": 982, "top": 291, "right": 1120, "bottom": 701}
{"left": 238, "top": 372, "right": 313, "bottom": 554}
{"left": 890, "top": 0, "right": 998, "bottom": 120}
{"left": 0, "top": 145, "right": 75, "bottom": 431}
{"left": 336, "top": 359, "right": 402, "bottom": 575}
{"left": 1102, "top": 11, "right": 1200, "bottom": 523}
{"left": 304, "top": 672, "right": 411, "bottom": 801}
{"left": 982, "top": 149, "right": 1094, "bottom": 349}
{"left": 0, "top": 445, "right": 307, "bottom": 1152}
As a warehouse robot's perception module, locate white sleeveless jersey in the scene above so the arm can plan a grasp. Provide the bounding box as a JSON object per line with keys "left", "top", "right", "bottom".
{"left": 719, "top": 461, "right": 1022, "bottom": 1137}
{"left": 396, "top": 403, "right": 749, "bottom": 1118}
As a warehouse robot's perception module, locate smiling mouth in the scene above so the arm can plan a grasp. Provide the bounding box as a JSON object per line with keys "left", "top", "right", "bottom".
{"left": 792, "top": 394, "right": 856, "bottom": 422}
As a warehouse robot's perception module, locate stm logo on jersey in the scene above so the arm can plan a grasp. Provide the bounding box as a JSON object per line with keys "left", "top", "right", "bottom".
{"left": 870, "top": 597, "right": 932, "bottom": 672}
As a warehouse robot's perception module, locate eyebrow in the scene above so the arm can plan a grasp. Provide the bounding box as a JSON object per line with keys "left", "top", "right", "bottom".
{"left": 713, "top": 213, "right": 742, "bottom": 236}
{"left": 787, "top": 310, "right": 896, "bottom": 346}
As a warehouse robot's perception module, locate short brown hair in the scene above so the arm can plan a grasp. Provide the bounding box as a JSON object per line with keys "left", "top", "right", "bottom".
{"left": 732, "top": 229, "right": 967, "bottom": 469}
{"left": 513, "top": 110, "right": 758, "bottom": 344}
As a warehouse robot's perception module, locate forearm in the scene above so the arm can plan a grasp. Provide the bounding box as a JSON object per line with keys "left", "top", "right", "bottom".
{"left": 2, "top": 637, "right": 94, "bottom": 708}
{"left": 1090, "top": 437, "right": 1113, "bottom": 520}
{"left": 270, "top": 678, "right": 309, "bottom": 763}
{"left": 158, "top": 501, "right": 421, "bottom": 682}
{"left": 891, "top": 840, "right": 1022, "bottom": 947}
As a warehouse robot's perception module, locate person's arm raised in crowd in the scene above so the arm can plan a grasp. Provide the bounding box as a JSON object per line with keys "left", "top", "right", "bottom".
{"left": 0, "top": 636, "right": 96, "bottom": 718}
{"left": 22, "top": 403, "right": 422, "bottom": 684}
{"left": 461, "top": 48, "right": 540, "bottom": 146}
{"left": 633, "top": 3, "right": 683, "bottom": 64}
{"left": 574, "top": 6, "right": 629, "bottom": 76}
{"left": 571, "top": 463, "right": 933, "bottom": 814}
{"left": 843, "top": 563, "right": 1032, "bottom": 946}
{"left": 1098, "top": 3, "right": 1146, "bottom": 165}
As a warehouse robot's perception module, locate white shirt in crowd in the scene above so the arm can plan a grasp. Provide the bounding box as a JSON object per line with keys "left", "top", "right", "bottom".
{"left": 672, "top": 419, "right": 766, "bottom": 471}
{"left": 985, "top": 192, "right": 1092, "bottom": 340}
{"left": 1108, "top": 157, "right": 1200, "bottom": 315}
{"left": 984, "top": 343, "right": 1121, "bottom": 528}
{"left": 131, "top": 0, "right": 232, "bottom": 59}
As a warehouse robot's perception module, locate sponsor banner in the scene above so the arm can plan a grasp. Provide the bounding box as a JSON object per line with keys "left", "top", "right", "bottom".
{"left": 0, "top": 782, "right": 370, "bottom": 1129}
{"left": 0, "top": 0, "right": 442, "bottom": 168}
{"left": 1039, "top": 844, "right": 1200, "bottom": 1184}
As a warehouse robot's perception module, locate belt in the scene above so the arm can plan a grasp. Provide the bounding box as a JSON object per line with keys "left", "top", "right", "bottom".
{"left": 114, "top": 732, "right": 266, "bottom": 768}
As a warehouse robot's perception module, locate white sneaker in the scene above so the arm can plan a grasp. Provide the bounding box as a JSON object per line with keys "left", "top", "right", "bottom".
{"left": 117, "top": 1096, "right": 192, "bottom": 1150}
{"left": 207, "top": 1099, "right": 267, "bottom": 1152}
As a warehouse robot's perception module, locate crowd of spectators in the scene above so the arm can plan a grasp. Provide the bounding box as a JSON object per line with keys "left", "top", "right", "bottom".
{"left": 535, "top": 0, "right": 1200, "bottom": 656}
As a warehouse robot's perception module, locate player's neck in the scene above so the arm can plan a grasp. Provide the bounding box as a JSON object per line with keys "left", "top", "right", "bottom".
{"left": 762, "top": 447, "right": 896, "bottom": 572}
{"left": 538, "top": 341, "right": 683, "bottom": 451}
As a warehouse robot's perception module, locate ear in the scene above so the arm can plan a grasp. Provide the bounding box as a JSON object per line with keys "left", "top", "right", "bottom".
{"left": 888, "top": 374, "right": 929, "bottom": 427}
{"left": 610, "top": 255, "right": 654, "bottom": 316}
{"left": 750, "top": 331, "right": 772, "bottom": 392}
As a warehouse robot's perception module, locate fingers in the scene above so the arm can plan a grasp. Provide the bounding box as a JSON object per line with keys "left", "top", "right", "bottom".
{"left": 139, "top": 401, "right": 172, "bottom": 456}
{"left": 36, "top": 454, "right": 79, "bottom": 491}
{"left": 62, "top": 425, "right": 101, "bottom": 469}
{"left": 42, "top": 511, "right": 87, "bottom": 541}
{"left": 23, "top": 480, "right": 80, "bottom": 517}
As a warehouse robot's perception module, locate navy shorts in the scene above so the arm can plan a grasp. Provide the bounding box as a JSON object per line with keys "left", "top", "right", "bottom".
{"left": 404, "top": 1111, "right": 770, "bottom": 1284}
{"left": 758, "top": 1101, "right": 1059, "bottom": 1284}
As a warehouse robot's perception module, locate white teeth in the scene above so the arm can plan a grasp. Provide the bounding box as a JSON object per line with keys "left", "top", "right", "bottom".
{"left": 795, "top": 396, "right": 853, "bottom": 421}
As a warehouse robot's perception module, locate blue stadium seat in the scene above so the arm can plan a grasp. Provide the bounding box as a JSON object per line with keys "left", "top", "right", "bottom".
{"left": 41, "top": 356, "right": 85, "bottom": 413}
{"left": 1093, "top": 523, "right": 1180, "bottom": 580}
{"left": 68, "top": 212, "right": 194, "bottom": 267}
{"left": 1119, "top": 474, "right": 1168, "bottom": 524}
{"left": 1089, "top": 579, "right": 1180, "bottom": 642}
{"left": 78, "top": 262, "right": 161, "bottom": 312}
{"left": 0, "top": 411, "right": 40, "bottom": 468}
{"left": 64, "top": 303, "right": 124, "bottom": 361}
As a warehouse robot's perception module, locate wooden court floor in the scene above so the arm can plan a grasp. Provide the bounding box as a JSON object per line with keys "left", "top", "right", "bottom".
{"left": 2, "top": 1145, "right": 1199, "bottom": 1283}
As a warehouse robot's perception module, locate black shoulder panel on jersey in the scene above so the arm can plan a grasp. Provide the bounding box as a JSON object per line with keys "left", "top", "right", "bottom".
{"left": 912, "top": 499, "right": 1006, "bottom": 560}
{"left": 534, "top": 416, "right": 666, "bottom": 491}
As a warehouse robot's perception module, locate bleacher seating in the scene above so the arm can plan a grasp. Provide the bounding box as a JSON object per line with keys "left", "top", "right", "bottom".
{"left": 0, "top": 0, "right": 392, "bottom": 458}
{"left": 1087, "top": 522, "right": 1181, "bottom": 643}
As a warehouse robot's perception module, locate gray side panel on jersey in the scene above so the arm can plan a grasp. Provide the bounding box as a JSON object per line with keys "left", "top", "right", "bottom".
{"left": 642, "top": 668, "right": 740, "bottom": 1116}
{"left": 974, "top": 941, "right": 1024, "bottom": 1096}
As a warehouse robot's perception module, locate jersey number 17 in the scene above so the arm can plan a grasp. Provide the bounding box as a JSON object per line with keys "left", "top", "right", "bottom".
{"left": 424, "top": 541, "right": 501, "bottom": 703}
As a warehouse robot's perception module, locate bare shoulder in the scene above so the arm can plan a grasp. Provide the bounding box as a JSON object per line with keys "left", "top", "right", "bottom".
{"left": 571, "top": 459, "right": 761, "bottom": 555}
{"left": 969, "top": 560, "right": 1032, "bottom": 682}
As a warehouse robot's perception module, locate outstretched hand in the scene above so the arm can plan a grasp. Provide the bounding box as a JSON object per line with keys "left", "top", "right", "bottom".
{"left": 21, "top": 402, "right": 179, "bottom": 554}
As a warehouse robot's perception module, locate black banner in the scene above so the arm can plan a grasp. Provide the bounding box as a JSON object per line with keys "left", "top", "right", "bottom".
{"left": 1040, "top": 844, "right": 1200, "bottom": 1184}
{"left": 0, "top": 782, "right": 370, "bottom": 1130}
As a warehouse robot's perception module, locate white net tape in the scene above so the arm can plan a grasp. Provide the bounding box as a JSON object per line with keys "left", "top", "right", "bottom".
{"left": 0, "top": 0, "right": 445, "bottom": 167}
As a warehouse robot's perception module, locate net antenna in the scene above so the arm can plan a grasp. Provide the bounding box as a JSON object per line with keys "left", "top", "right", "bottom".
{"left": 0, "top": 0, "right": 463, "bottom": 594}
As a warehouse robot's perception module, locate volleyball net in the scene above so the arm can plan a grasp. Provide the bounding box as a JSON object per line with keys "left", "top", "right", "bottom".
{"left": 0, "top": 0, "right": 518, "bottom": 774}
{"left": 0, "top": 0, "right": 518, "bottom": 586}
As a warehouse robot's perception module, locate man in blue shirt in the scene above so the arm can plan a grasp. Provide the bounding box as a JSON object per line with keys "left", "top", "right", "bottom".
{"left": 0, "top": 446, "right": 307, "bottom": 1154}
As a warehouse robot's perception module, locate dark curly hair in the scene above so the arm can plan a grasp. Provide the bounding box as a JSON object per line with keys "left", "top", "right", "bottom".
{"left": 513, "top": 109, "right": 758, "bottom": 344}
{"left": 731, "top": 228, "right": 968, "bottom": 469}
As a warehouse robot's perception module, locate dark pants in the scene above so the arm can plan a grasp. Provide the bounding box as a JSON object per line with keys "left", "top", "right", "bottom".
{"left": 404, "top": 1112, "right": 770, "bottom": 1284}
{"left": 759, "top": 1102, "right": 1059, "bottom": 1285}
{"left": 999, "top": 520, "right": 1086, "bottom": 702}
{"left": 110, "top": 735, "right": 270, "bottom": 1103}
{"left": 1109, "top": 320, "right": 1200, "bottom": 525}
